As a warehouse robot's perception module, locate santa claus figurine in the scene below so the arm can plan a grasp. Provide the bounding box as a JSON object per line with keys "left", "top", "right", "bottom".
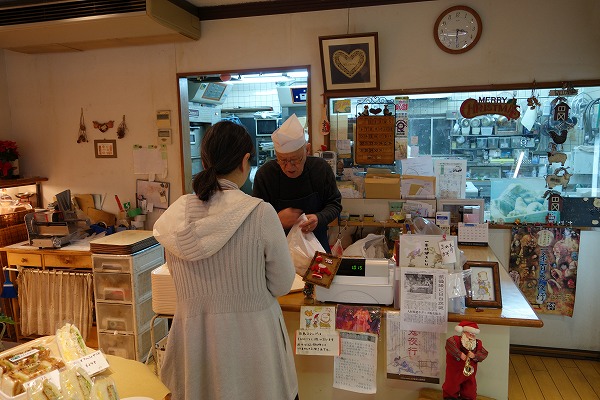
{"left": 442, "top": 321, "right": 488, "bottom": 400}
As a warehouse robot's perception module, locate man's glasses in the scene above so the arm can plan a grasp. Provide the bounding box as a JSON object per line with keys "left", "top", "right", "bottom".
{"left": 276, "top": 155, "right": 304, "bottom": 166}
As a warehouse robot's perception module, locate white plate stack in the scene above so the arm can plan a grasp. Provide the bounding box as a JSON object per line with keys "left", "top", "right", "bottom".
{"left": 151, "top": 264, "right": 176, "bottom": 315}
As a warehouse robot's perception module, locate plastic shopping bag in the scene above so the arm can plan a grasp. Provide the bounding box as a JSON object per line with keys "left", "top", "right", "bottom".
{"left": 330, "top": 238, "right": 344, "bottom": 257}
{"left": 342, "top": 233, "right": 387, "bottom": 258}
{"left": 287, "top": 214, "right": 325, "bottom": 276}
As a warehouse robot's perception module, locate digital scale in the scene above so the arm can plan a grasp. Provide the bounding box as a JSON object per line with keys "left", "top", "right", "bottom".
{"left": 315, "top": 258, "right": 394, "bottom": 305}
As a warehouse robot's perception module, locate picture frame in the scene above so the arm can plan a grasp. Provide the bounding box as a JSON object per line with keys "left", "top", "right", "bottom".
{"left": 463, "top": 261, "right": 502, "bottom": 308}
{"left": 94, "top": 139, "right": 117, "bottom": 158}
{"left": 319, "top": 32, "right": 380, "bottom": 92}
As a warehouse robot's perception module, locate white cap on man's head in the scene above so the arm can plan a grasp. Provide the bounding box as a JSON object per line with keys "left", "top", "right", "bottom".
{"left": 272, "top": 114, "right": 306, "bottom": 153}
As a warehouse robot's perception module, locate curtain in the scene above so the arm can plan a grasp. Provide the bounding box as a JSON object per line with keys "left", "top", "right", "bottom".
{"left": 18, "top": 268, "right": 93, "bottom": 340}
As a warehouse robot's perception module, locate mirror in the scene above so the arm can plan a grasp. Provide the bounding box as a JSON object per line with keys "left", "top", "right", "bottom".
{"left": 177, "top": 66, "right": 311, "bottom": 194}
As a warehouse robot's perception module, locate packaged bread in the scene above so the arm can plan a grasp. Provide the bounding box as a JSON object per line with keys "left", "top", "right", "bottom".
{"left": 0, "top": 345, "right": 65, "bottom": 396}
{"left": 27, "top": 378, "right": 63, "bottom": 400}
{"left": 56, "top": 324, "right": 88, "bottom": 362}
{"left": 59, "top": 366, "right": 93, "bottom": 400}
{"left": 91, "top": 376, "right": 119, "bottom": 400}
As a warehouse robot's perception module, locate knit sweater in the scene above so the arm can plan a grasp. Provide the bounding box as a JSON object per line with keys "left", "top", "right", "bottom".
{"left": 253, "top": 156, "right": 342, "bottom": 228}
{"left": 153, "top": 183, "right": 298, "bottom": 400}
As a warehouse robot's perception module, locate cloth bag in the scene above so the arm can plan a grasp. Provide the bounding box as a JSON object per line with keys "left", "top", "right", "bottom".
{"left": 287, "top": 213, "right": 325, "bottom": 276}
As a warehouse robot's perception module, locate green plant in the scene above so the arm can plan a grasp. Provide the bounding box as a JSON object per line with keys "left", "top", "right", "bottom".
{"left": 0, "top": 312, "right": 15, "bottom": 325}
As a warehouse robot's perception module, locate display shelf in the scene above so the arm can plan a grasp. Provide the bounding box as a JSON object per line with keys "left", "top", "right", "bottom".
{"left": 328, "top": 219, "right": 404, "bottom": 228}
{"left": 0, "top": 177, "right": 47, "bottom": 208}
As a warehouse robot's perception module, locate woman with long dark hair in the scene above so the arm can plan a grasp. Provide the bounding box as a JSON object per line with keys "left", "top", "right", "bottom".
{"left": 154, "top": 121, "right": 298, "bottom": 399}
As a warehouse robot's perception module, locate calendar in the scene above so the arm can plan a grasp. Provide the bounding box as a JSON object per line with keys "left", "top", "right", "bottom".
{"left": 457, "top": 223, "right": 489, "bottom": 246}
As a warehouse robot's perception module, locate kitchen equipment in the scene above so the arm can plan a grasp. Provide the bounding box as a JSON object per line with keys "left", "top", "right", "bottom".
{"left": 24, "top": 189, "right": 88, "bottom": 248}
{"left": 470, "top": 118, "right": 481, "bottom": 135}
{"left": 460, "top": 118, "right": 471, "bottom": 135}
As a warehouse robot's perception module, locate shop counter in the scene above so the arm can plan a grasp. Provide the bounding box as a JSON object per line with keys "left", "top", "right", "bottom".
{"left": 278, "top": 245, "right": 541, "bottom": 400}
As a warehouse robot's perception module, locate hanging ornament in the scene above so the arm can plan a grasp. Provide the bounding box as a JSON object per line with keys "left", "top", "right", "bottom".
{"left": 547, "top": 96, "right": 574, "bottom": 146}
{"left": 93, "top": 120, "right": 114, "bottom": 133}
{"left": 117, "top": 115, "right": 128, "bottom": 139}
{"left": 320, "top": 103, "right": 330, "bottom": 135}
{"left": 77, "top": 108, "right": 88, "bottom": 143}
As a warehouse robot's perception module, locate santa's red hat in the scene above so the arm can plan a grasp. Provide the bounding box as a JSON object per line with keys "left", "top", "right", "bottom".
{"left": 455, "top": 321, "right": 480, "bottom": 335}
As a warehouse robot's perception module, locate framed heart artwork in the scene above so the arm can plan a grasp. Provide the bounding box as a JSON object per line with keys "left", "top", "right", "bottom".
{"left": 319, "top": 32, "right": 379, "bottom": 92}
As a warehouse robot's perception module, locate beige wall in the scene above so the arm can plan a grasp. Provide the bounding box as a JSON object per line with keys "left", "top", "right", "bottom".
{"left": 0, "top": 50, "right": 11, "bottom": 137}
{"left": 1, "top": 0, "right": 599, "bottom": 214}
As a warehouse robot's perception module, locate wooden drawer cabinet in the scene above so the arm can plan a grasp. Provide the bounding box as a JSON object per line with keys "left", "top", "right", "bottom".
{"left": 44, "top": 254, "right": 92, "bottom": 269}
{"left": 7, "top": 252, "right": 42, "bottom": 267}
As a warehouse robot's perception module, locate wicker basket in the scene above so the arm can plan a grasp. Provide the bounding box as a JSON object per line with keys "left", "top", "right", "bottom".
{"left": 0, "top": 209, "right": 34, "bottom": 229}
{"left": 0, "top": 223, "right": 28, "bottom": 247}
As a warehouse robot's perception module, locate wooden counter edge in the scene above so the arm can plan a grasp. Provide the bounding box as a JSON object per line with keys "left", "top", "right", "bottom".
{"left": 279, "top": 245, "right": 544, "bottom": 329}
{"left": 279, "top": 292, "right": 542, "bottom": 328}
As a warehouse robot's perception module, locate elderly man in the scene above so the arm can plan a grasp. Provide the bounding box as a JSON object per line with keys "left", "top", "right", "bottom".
{"left": 253, "top": 114, "right": 342, "bottom": 252}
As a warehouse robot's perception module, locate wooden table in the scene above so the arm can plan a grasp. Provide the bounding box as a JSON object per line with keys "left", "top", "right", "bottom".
{"left": 1, "top": 240, "right": 92, "bottom": 342}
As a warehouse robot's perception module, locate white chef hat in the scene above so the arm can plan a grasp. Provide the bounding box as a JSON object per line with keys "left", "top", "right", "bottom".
{"left": 272, "top": 114, "right": 306, "bottom": 153}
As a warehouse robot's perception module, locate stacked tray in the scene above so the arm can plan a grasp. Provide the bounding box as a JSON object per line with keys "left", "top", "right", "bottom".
{"left": 151, "top": 263, "right": 176, "bottom": 315}
{"left": 90, "top": 230, "right": 158, "bottom": 255}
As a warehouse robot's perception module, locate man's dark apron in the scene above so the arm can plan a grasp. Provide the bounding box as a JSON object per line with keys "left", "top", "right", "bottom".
{"left": 274, "top": 174, "right": 331, "bottom": 253}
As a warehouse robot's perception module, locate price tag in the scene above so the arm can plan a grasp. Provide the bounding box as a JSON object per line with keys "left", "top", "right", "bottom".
{"left": 72, "top": 350, "right": 110, "bottom": 376}
{"left": 438, "top": 240, "right": 457, "bottom": 264}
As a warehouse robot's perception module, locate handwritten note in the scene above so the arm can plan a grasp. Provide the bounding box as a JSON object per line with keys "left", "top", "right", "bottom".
{"left": 333, "top": 331, "right": 377, "bottom": 394}
{"left": 295, "top": 330, "right": 340, "bottom": 356}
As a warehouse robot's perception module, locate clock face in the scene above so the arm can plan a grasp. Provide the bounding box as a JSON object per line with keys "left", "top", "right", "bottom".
{"left": 434, "top": 6, "right": 482, "bottom": 54}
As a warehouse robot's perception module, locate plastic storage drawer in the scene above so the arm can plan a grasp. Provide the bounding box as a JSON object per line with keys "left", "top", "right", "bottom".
{"left": 94, "top": 272, "right": 132, "bottom": 302}
{"left": 98, "top": 332, "right": 136, "bottom": 360}
{"left": 96, "top": 303, "right": 135, "bottom": 333}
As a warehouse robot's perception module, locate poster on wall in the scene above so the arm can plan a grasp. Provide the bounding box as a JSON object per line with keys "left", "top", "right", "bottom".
{"left": 509, "top": 226, "right": 579, "bottom": 316}
{"left": 386, "top": 311, "right": 441, "bottom": 383}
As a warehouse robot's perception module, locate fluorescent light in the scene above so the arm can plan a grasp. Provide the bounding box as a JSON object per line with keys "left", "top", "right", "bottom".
{"left": 513, "top": 151, "right": 525, "bottom": 178}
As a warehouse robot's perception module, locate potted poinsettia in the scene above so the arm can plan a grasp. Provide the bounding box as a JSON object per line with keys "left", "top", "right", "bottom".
{"left": 0, "top": 141, "right": 19, "bottom": 178}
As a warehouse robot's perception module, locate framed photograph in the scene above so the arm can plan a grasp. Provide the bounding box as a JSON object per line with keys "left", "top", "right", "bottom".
{"left": 94, "top": 139, "right": 117, "bottom": 158}
{"left": 463, "top": 261, "right": 502, "bottom": 308}
{"left": 319, "top": 32, "right": 379, "bottom": 91}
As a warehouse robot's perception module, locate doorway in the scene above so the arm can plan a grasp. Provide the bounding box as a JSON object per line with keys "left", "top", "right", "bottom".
{"left": 177, "top": 66, "right": 310, "bottom": 194}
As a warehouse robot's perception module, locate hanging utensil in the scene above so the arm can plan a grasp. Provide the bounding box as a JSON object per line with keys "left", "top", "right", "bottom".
{"left": 77, "top": 108, "right": 88, "bottom": 143}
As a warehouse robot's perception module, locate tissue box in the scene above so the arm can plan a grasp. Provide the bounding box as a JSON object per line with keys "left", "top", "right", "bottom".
{"left": 364, "top": 174, "right": 401, "bottom": 199}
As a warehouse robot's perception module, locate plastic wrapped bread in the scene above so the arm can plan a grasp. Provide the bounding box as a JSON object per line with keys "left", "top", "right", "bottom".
{"left": 27, "top": 378, "right": 63, "bottom": 400}
{"left": 91, "top": 376, "right": 119, "bottom": 400}
{"left": 59, "top": 366, "right": 93, "bottom": 400}
{"left": 0, "top": 345, "right": 65, "bottom": 396}
{"left": 56, "top": 324, "right": 88, "bottom": 362}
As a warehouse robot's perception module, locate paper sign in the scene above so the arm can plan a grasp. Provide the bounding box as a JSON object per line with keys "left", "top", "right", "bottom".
{"left": 295, "top": 329, "right": 340, "bottom": 356}
{"left": 438, "top": 240, "right": 457, "bottom": 264}
{"left": 72, "top": 350, "right": 111, "bottom": 376}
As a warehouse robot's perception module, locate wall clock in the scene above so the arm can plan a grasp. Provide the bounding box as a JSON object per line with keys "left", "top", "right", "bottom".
{"left": 434, "top": 5, "right": 482, "bottom": 54}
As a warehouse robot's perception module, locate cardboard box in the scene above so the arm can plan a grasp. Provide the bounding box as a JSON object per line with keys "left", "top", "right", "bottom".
{"left": 364, "top": 174, "right": 401, "bottom": 199}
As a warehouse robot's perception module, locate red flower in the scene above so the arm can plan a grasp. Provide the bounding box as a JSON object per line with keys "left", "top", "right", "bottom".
{"left": 0, "top": 141, "right": 19, "bottom": 161}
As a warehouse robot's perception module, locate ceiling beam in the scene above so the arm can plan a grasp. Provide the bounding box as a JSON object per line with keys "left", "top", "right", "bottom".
{"left": 197, "top": 0, "right": 434, "bottom": 21}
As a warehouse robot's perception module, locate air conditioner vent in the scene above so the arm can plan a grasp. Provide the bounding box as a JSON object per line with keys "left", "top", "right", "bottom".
{"left": 0, "top": 0, "right": 200, "bottom": 53}
{"left": 0, "top": 1, "right": 147, "bottom": 27}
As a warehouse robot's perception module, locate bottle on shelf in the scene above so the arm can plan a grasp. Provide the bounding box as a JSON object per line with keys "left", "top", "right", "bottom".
{"left": 404, "top": 213, "right": 414, "bottom": 234}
